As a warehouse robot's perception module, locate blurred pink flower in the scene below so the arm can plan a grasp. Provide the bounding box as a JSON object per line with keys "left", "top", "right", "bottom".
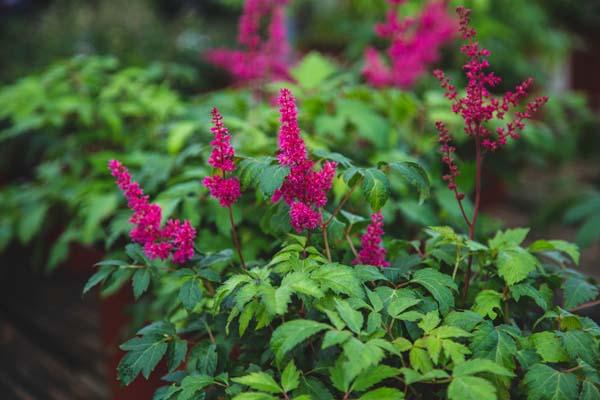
{"left": 205, "top": 0, "right": 291, "bottom": 83}
{"left": 364, "top": 0, "right": 456, "bottom": 89}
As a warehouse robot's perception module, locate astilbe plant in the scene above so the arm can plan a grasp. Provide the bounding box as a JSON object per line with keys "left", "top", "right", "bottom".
{"left": 433, "top": 6, "right": 549, "bottom": 300}
{"left": 86, "top": 7, "right": 600, "bottom": 400}
{"left": 206, "top": 0, "right": 291, "bottom": 83}
{"left": 364, "top": 0, "right": 455, "bottom": 88}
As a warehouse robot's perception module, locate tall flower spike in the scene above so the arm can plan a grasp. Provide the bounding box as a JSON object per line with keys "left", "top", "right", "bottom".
{"left": 203, "top": 108, "right": 242, "bottom": 208}
{"left": 354, "top": 212, "right": 390, "bottom": 267}
{"left": 109, "top": 160, "right": 196, "bottom": 264}
{"left": 272, "top": 88, "right": 337, "bottom": 233}
{"left": 364, "top": 0, "right": 456, "bottom": 89}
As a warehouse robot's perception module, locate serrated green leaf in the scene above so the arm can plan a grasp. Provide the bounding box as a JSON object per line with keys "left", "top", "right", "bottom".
{"left": 411, "top": 268, "right": 457, "bottom": 315}
{"left": 448, "top": 376, "right": 496, "bottom": 400}
{"left": 418, "top": 311, "right": 441, "bottom": 333}
{"left": 511, "top": 283, "right": 548, "bottom": 310}
{"left": 497, "top": 247, "right": 539, "bottom": 286}
{"left": 352, "top": 365, "right": 400, "bottom": 392}
{"left": 531, "top": 332, "right": 568, "bottom": 363}
{"left": 473, "top": 290, "right": 503, "bottom": 319}
{"left": 259, "top": 164, "right": 289, "bottom": 197}
{"left": 559, "top": 330, "right": 599, "bottom": 367}
{"left": 360, "top": 168, "right": 390, "bottom": 211}
{"left": 281, "top": 361, "right": 300, "bottom": 393}
{"left": 489, "top": 228, "right": 530, "bottom": 249}
{"left": 358, "top": 387, "right": 404, "bottom": 400}
{"left": 453, "top": 358, "right": 514, "bottom": 377}
{"left": 132, "top": 268, "right": 151, "bottom": 300}
{"left": 311, "top": 264, "right": 363, "bottom": 298}
{"left": 524, "top": 364, "right": 579, "bottom": 400}
{"left": 388, "top": 161, "right": 431, "bottom": 203}
{"left": 117, "top": 339, "right": 168, "bottom": 385}
{"left": 562, "top": 276, "right": 598, "bottom": 309}
{"left": 444, "top": 310, "right": 483, "bottom": 331}
{"left": 232, "top": 372, "right": 282, "bottom": 393}
{"left": 581, "top": 381, "right": 600, "bottom": 400}
{"left": 387, "top": 296, "right": 421, "bottom": 318}
{"left": 180, "top": 279, "right": 202, "bottom": 310}
{"left": 322, "top": 330, "right": 352, "bottom": 349}
{"left": 471, "top": 322, "right": 517, "bottom": 369}
{"left": 270, "top": 319, "right": 330, "bottom": 363}
{"left": 231, "top": 394, "right": 277, "bottom": 400}
{"left": 83, "top": 265, "right": 115, "bottom": 294}
{"left": 167, "top": 339, "right": 187, "bottom": 373}
{"left": 335, "top": 299, "right": 364, "bottom": 334}
{"left": 178, "top": 375, "right": 215, "bottom": 400}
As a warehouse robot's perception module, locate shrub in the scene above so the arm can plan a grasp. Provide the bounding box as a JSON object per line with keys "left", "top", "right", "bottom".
{"left": 86, "top": 9, "right": 600, "bottom": 397}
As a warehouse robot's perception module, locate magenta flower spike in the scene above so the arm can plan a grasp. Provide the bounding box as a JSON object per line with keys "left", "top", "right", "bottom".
{"left": 354, "top": 212, "right": 390, "bottom": 267}
{"left": 108, "top": 160, "right": 196, "bottom": 264}
{"left": 272, "top": 88, "right": 337, "bottom": 233}
{"left": 203, "top": 108, "right": 242, "bottom": 208}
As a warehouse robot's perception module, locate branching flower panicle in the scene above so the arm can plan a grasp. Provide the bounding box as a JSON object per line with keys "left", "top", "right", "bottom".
{"left": 354, "top": 212, "right": 390, "bottom": 267}
{"left": 272, "top": 88, "right": 337, "bottom": 232}
{"left": 206, "top": 0, "right": 291, "bottom": 83}
{"left": 108, "top": 160, "right": 196, "bottom": 264}
{"left": 364, "top": 0, "right": 455, "bottom": 88}
{"left": 203, "top": 108, "right": 242, "bottom": 208}
{"left": 434, "top": 6, "right": 549, "bottom": 153}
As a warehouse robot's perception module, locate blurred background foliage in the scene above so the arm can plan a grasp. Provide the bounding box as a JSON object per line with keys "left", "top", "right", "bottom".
{"left": 0, "top": 0, "right": 599, "bottom": 277}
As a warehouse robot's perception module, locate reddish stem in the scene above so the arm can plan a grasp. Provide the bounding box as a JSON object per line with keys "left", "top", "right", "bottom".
{"left": 461, "top": 135, "right": 483, "bottom": 302}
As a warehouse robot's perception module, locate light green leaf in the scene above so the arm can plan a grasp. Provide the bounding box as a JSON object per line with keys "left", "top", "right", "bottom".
{"left": 335, "top": 299, "right": 364, "bottom": 334}
{"left": 178, "top": 375, "right": 214, "bottom": 400}
{"left": 411, "top": 268, "right": 457, "bottom": 315}
{"left": 322, "top": 330, "right": 352, "bottom": 349}
{"left": 497, "top": 247, "right": 539, "bottom": 286}
{"left": 387, "top": 297, "right": 421, "bottom": 318}
{"left": 259, "top": 164, "right": 289, "bottom": 197}
{"left": 270, "top": 320, "right": 330, "bottom": 363}
{"left": 473, "top": 290, "right": 503, "bottom": 319}
{"left": 352, "top": 365, "right": 401, "bottom": 392}
{"left": 117, "top": 338, "right": 168, "bottom": 385}
{"left": 231, "top": 394, "right": 277, "bottom": 400}
{"left": 360, "top": 168, "right": 390, "bottom": 211}
{"left": 281, "top": 361, "right": 300, "bottom": 393}
{"left": 311, "top": 264, "right": 364, "bottom": 298}
{"left": 448, "top": 376, "right": 497, "bottom": 400}
{"left": 489, "top": 228, "right": 530, "bottom": 249}
{"left": 531, "top": 332, "right": 569, "bottom": 363}
{"left": 232, "top": 372, "right": 282, "bottom": 394}
{"left": 559, "top": 330, "right": 599, "bottom": 367}
{"left": 453, "top": 359, "right": 514, "bottom": 378}
{"left": 358, "top": 387, "right": 405, "bottom": 400}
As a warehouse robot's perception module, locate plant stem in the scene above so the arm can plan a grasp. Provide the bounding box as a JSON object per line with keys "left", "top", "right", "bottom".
{"left": 502, "top": 285, "right": 510, "bottom": 323}
{"left": 461, "top": 135, "right": 483, "bottom": 302}
{"left": 322, "top": 224, "right": 332, "bottom": 262}
{"left": 324, "top": 183, "right": 357, "bottom": 228}
{"left": 228, "top": 206, "right": 246, "bottom": 270}
{"left": 569, "top": 299, "right": 600, "bottom": 312}
{"left": 302, "top": 231, "right": 312, "bottom": 258}
{"left": 345, "top": 232, "right": 358, "bottom": 258}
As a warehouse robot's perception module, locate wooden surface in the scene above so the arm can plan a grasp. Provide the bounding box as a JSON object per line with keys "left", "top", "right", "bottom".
{"left": 0, "top": 266, "right": 108, "bottom": 400}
